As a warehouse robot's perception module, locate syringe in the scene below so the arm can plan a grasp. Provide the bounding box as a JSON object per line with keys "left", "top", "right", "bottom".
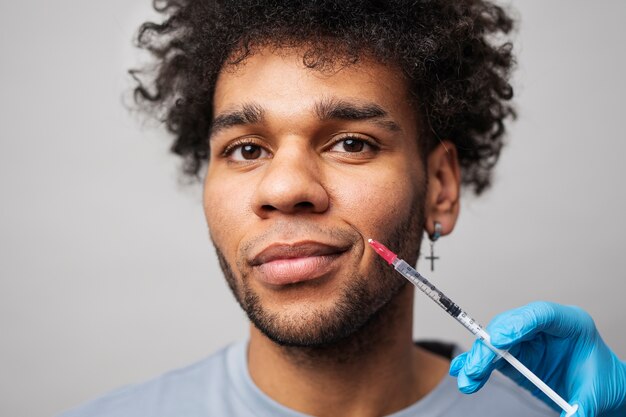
{"left": 368, "top": 238, "right": 578, "bottom": 417}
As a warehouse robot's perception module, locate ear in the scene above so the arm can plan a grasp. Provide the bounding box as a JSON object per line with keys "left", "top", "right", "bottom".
{"left": 424, "top": 141, "right": 461, "bottom": 237}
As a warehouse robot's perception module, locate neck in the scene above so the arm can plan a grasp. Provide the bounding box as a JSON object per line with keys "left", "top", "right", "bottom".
{"left": 247, "top": 285, "right": 450, "bottom": 417}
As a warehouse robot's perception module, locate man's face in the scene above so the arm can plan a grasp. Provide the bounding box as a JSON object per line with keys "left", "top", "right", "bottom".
{"left": 204, "top": 47, "right": 427, "bottom": 347}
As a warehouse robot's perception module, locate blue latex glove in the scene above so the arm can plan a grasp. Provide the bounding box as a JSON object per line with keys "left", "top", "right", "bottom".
{"left": 449, "top": 301, "right": 626, "bottom": 417}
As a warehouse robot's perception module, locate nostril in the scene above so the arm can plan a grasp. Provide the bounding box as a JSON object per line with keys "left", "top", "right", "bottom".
{"left": 260, "top": 201, "right": 315, "bottom": 213}
{"left": 294, "top": 202, "right": 314, "bottom": 210}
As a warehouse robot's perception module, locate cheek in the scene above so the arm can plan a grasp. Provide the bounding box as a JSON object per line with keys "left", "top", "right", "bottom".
{"left": 332, "top": 167, "right": 421, "bottom": 236}
{"left": 203, "top": 177, "right": 253, "bottom": 251}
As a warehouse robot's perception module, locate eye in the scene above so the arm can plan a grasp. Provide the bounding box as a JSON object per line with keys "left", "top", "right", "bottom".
{"left": 329, "top": 136, "right": 378, "bottom": 154}
{"left": 223, "top": 142, "right": 271, "bottom": 161}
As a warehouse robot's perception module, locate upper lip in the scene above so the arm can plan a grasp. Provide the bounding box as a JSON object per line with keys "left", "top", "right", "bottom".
{"left": 249, "top": 241, "right": 350, "bottom": 266}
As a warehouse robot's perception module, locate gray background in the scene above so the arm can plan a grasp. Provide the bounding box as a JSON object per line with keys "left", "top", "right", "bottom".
{"left": 1, "top": 1, "right": 625, "bottom": 416}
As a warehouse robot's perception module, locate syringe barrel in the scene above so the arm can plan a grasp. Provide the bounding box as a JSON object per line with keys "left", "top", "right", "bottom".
{"left": 393, "top": 259, "right": 462, "bottom": 317}
{"left": 393, "top": 259, "right": 487, "bottom": 339}
{"left": 454, "top": 310, "right": 489, "bottom": 340}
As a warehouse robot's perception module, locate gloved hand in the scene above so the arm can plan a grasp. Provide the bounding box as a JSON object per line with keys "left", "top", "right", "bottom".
{"left": 448, "top": 301, "right": 626, "bottom": 417}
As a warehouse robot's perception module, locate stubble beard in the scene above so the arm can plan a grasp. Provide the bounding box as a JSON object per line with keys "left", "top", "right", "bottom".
{"left": 213, "top": 197, "right": 425, "bottom": 361}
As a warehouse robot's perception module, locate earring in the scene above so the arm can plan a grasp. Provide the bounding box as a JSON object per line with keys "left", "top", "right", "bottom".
{"left": 425, "top": 221, "right": 442, "bottom": 271}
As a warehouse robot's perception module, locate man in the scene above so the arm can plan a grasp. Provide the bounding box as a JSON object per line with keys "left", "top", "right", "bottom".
{"left": 61, "top": 1, "right": 625, "bottom": 416}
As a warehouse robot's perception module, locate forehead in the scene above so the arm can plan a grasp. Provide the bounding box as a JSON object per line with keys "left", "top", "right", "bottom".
{"left": 212, "top": 46, "right": 415, "bottom": 122}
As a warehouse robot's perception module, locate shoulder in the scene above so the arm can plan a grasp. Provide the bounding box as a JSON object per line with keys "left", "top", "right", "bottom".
{"left": 408, "top": 341, "right": 558, "bottom": 417}
{"left": 57, "top": 343, "right": 236, "bottom": 417}
{"left": 461, "top": 371, "right": 559, "bottom": 417}
{"left": 396, "top": 372, "right": 558, "bottom": 417}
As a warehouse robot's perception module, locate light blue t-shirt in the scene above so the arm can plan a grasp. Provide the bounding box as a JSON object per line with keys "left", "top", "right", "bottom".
{"left": 59, "top": 340, "right": 557, "bottom": 417}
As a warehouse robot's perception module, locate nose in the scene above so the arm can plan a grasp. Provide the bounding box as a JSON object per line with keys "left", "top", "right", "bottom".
{"left": 252, "top": 142, "right": 329, "bottom": 217}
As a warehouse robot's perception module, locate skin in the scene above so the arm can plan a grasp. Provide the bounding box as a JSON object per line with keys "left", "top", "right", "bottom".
{"left": 203, "top": 46, "right": 462, "bottom": 417}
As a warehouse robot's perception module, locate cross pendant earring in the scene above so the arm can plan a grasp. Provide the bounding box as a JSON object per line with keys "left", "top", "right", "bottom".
{"left": 425, "top": 241, "right": 439, "bottom": 271}
{"left": 425, "top": 221, "right": 442, "bottom": 271}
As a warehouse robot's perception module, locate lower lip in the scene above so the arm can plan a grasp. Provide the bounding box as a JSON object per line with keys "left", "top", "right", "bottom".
{"left": 254, "top": 254, "right": 343, "bottom": 286}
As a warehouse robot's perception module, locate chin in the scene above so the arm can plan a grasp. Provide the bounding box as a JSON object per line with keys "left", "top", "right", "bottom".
{"left": 244, "top": 273, "right": 406, "bottom": 348}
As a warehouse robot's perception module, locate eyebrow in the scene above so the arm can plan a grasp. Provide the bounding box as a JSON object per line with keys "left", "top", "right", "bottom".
{"left": 209, "top": 98, "right": 401, "bottom": 137}
{"left": 210, "top": 103, "right": 265, "bottom": 136}
{"left": 315, "top": 98, "right": 401, "bottom": 132}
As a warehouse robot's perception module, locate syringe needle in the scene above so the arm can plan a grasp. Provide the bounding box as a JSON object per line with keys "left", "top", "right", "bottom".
{"left": 367, "top": 239, "right": 578, "bottom": 417}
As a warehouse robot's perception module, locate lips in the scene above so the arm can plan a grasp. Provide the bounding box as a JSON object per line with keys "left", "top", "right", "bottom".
{"left": 249, "top": 242, "right": 350, "bottom": 285}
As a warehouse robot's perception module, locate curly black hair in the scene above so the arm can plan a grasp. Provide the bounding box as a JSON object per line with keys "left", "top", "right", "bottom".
{"left": 131, "top": 0, "right": 515, "bottom": 195}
